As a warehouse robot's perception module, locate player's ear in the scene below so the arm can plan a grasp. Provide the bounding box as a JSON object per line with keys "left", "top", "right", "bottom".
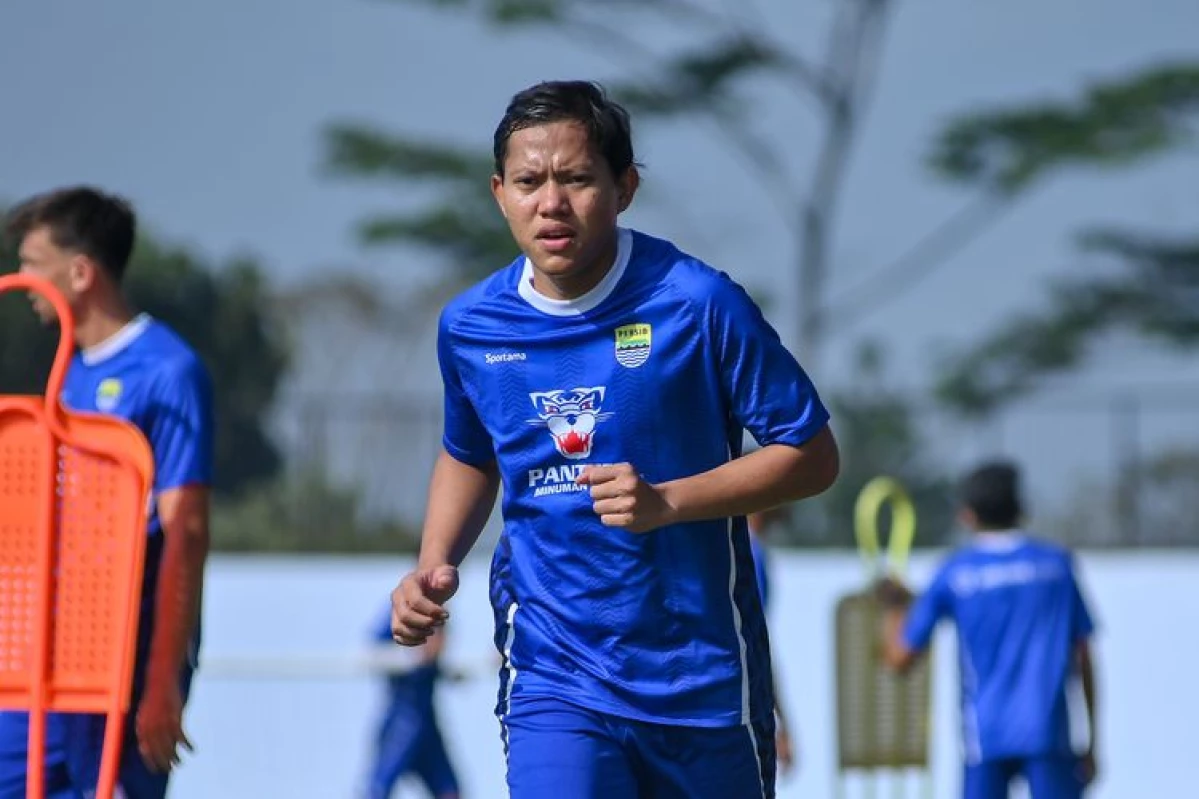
{"left": 67, "top": 253, "right": 97, "bottom": 294}
{"left": 616, "top": 166, "right": 639, "bottom": 213}
{"left": 957, "top": 507, "right": 979, "bottom": 531}
{"left": 490, "top": 174, "right": 509, "bottom": 219}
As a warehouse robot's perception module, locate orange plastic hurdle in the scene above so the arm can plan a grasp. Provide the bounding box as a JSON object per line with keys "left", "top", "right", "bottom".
{"left": 0, "top": 274, "right": 154, "bottom": 799}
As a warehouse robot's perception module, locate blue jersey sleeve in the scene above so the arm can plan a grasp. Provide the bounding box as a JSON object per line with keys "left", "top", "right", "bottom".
{"left": 437, "top": 308, "right": 494, "bottom": 465}
{"left": 707, "top": 273, "right": 830, "bottom": 448}
{"left": 148, "top": 357, "right": 214, "bottom": 492}
{"left": 902, "top": 565, "right": 952, "bottom": 652}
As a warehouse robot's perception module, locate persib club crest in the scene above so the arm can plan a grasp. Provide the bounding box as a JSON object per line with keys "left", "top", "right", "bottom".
{"left": 528, "top": 386, "right": 612, "bottom": 460}
{"left": 95, "top": 378, "right": 123, "bottom": 412}
{"left": 614, "top": 323, "right": 651, "bottom": 368}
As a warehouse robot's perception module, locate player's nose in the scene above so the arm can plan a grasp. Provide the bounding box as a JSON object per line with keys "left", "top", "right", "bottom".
{"left": 537, "top": 181, "right": 570, "bottom": 215}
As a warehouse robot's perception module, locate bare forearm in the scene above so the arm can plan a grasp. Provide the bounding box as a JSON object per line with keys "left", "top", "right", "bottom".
{"left": 147, "top": 525, "right": 207, "bottom": 686}
{"left": 658, "top": 430, "right": 838, "bottom": 525}
{"left": 881, "top": 609, "right": 916, "bottom": 672}
{"left": 771, "top": 670, "right": 789, "bottom": 733}
{"left": 418, "top": 450, "right": 501, "bottom": 569}
{"left": 1079, "top": 644, "right": 1098, "bottom": 751}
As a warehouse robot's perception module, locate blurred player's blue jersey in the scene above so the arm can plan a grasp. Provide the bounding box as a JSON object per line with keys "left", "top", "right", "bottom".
{"left": 61, "top": 314, "right": 215, "bottom": 537}
{"left": 370, "top": 609, "right": 438, "bottom": 707}
{"left": 902, "top": 534, "right": 1095, "bottom": 763}
{"left": 437, "top": 228, "right": 829, "bottom": 728}
{"left": 751, "top": 535, "right": 771, "bottom": 611}
{"left": 57, "top": 314, "right": 213, "bottom": 672}
{"left": 0, "top": 315, "right": 213, "bottom": 798}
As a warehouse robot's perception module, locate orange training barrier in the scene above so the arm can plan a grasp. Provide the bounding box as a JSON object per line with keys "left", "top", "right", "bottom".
{"left": 0, "top": 274, "right": 154, "bottom": 799}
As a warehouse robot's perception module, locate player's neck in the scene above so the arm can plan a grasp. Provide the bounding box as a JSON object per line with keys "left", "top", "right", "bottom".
{"left": 73, "top": 296, "right": 138, "bottom": 352}
{"left": 534, "top": 234, "right": 620, "bottom": 301}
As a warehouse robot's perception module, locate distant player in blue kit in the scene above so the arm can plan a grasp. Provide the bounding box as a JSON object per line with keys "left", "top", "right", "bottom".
{"left": 747, "top": 508, "right": 796, "bottom": 778}
{"left": 390, "top": 80, "right": 840, "bottom": 799}
{"left": 878, "top": 461, "right": 1100, "bottom": 799}
{"left": 363, "top": 605, "right": 461, "bottom": 799}
{"left": 2, "top": 186, "right": 213, "bottom": 798}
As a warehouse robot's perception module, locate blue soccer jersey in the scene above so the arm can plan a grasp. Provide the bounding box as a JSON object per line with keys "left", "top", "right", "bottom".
{"left": 60, "top": 314, "right": 215, "bottom": 533}
{"left": 902, "top": 534, "right": 1096, "bottom": 763}
{"left": 437, "top": 227, "right": 830, "bottom": 728}
{"left": 59, "top": 313, "right": 214, "bottom": 668}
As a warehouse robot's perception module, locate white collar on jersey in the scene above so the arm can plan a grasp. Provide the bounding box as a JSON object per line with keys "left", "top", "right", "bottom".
{"left": 517, "top": 227, "right": 633, "bottom": 316}
{"left": 970, "top": 530, "right": 1026, "bottom": 551}
{"left": 80, "top": 313, "right": 152, "bottom": 365}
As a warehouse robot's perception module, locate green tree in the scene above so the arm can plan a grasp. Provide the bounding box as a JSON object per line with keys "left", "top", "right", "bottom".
{"left": 325, "top": 0, "right": 922, "bottom": 364}
{"left": 927, "top": 61, "right": 1199, "bottom": 414}
{"left": 211, "top": 469, "right": 420, "bottom": 553}
{"left": 0, "top": 230, "right": 291, "bottom": 499}
{"left": 785, "top": 342, "right": 956, "bottom": 549}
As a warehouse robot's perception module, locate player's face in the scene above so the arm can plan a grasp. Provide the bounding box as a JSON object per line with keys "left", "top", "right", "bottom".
{"left": 17, "top": 226, "right": 91, "bottom": 323}
{"left": 492, "top": 121, "right": 638, "bottom": 300}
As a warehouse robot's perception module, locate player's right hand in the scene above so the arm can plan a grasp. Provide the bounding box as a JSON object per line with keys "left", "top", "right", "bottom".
{"left": 391, "top": 565, "right": 457, "bottom": 647}
{"left": 873, "top": 575, "right": 913, "bottom": 609}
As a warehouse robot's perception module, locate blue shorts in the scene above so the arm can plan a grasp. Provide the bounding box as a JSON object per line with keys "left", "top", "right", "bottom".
{"left": 0, "top": 664, "right": 194, "bottom": 799}
{"left": 0, "top": 714, "right": 74, "bottom": 799}
{"left": 367, "top": 703, "right": 459, "bottom": 799}
{"left": 502, "top": 696, "right": 775, "bottom": 799}
{"left": 964, "top": 756, "right": 1087, "bottom": 799}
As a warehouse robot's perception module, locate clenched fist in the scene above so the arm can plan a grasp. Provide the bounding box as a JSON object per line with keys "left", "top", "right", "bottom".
{"left": 391, "top": 564, "right": 458, "bottom": 647}
{"left": 576, "top": 463, "right": 676, "bottom": 533}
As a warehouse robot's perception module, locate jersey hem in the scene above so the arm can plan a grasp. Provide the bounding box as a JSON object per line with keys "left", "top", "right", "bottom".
{"left": 441, "top": 437, "right": 495, "bottom": 467}
{"left": 505, "top": 677, "right": 755, "bottom": 729}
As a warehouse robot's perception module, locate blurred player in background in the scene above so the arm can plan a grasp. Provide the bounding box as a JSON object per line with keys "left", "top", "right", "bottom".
{"left": 1, "top": 186, "right": 213, "bottom": 799}
{"left": 390, "top": 79, "right": 839, "bottom": 799}
{"left": 747, "top": 507, "right": 797, "bottom": 779}
{"left": 363, "top": 604, "right": 462, "bottom": 799}
{"left": 877, "top": 461, "right": 1099, "bottom": 799}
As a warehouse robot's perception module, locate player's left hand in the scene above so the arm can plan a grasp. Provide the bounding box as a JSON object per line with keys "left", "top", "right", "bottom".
{"left": 135, "top": 681, "right": 193, "bottom": 773}
{"left": 1079, "top": 749, "right": 1098, "bottom": 786}
{"left": 577, "top": 463, "right": 676, "bottom": 533}
{"left": 776, "top": 728, "right": 797, "bottom": 776}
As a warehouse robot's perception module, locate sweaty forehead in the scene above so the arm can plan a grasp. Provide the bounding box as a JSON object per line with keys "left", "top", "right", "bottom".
{"left": 505, "top": 121, "right": 598, "bottom": 171}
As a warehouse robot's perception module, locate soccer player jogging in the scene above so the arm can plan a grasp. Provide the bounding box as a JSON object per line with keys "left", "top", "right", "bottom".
{"left": 390, "top": 80, "right": 840, "bottom": 799}
{"left": 1, "top": 187, "right": 213, "bottom": 799}
{"left": 877, "top": 461, "right": 1099, "bottom": 799}
{"left": 362, "top": 605, "right": 461, "bottom": 799}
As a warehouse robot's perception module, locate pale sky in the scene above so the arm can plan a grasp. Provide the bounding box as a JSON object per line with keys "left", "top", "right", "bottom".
{"left": 3, "top": 0, "right": 1197, "bottom": 505}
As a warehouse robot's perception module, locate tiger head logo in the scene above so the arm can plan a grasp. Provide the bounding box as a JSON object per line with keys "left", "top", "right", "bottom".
{"left": 528, "top": 387, "right": 612, "bottom": 460}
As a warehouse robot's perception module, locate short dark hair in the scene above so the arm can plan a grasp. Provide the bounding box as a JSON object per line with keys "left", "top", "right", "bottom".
{"left": 960, "top": 460, "right": 1023, "bottom": 529}
{"left": 4, "top": 186, "right": 137, "bottom": 283}
{"left": 493, "top": 80, "right": 637, "bottom": 179}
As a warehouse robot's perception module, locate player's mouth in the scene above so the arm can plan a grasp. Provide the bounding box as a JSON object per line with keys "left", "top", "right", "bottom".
{"left": 536, "top": 227, "right": 576, "bottom": 254}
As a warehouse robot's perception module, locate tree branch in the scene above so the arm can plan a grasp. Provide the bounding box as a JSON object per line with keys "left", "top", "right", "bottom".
{"left": 571, "top": 0, "right": 833, "bottom": 105}
{"left": 824, "top": 192, "right": 1013, "bottom": 330}
{"left": 796, "top": 0, "right": 892, "bottom": 356}
{"left": 557, "top": 14, "right": 798, "bottom": 219}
